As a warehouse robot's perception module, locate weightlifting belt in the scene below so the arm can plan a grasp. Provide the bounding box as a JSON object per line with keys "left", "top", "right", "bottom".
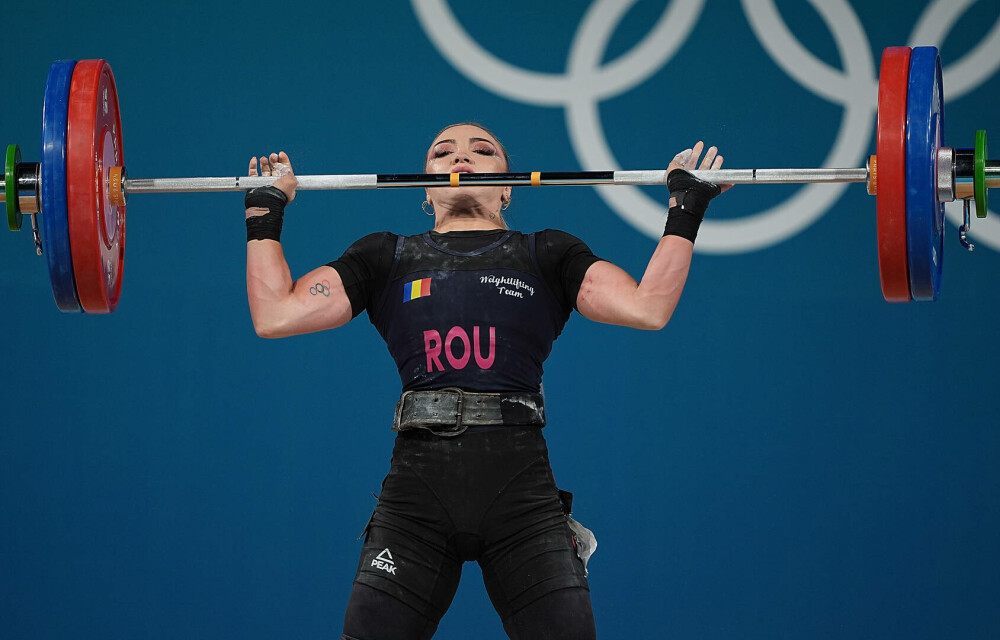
{"left": 392, "top": 388, "right": 546, "bottom": 436}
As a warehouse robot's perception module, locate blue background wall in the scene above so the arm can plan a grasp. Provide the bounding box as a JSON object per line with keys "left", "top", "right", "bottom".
{"left": 2, "top": 1, "right": 999, "bottom": 638}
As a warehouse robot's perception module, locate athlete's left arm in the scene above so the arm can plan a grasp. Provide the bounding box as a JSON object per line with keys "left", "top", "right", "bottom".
{"left": 576, "top": 237, "right": 694, "bottom": 330}
{"left": 576, "top": 142, "right": 728, "bottom": 330}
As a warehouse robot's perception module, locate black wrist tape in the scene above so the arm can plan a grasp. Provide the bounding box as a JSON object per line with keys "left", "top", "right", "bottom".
{"left": 663, "top": 206, "right": 703, "bottom": 243}
{"left": 667, "top": 168, "right": 721, "bottom": 218}
{"left": 245, "top": 186, "right": 288, "bottom": 242}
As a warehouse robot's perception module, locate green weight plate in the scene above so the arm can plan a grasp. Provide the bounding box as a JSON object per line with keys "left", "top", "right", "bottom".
{"left": 975, "top": 130, "right": 988, "bottom": 218}
{"left": 5, "top": 144, "right": 22, "bottom": 231}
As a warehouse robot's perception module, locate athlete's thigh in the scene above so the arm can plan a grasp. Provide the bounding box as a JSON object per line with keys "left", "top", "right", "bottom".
{"left": 500, "top": 587, "right": 597, "bottom": 640}
{"left": 349, "top": 456, "right": 466, "bottom": 626}
{"left": 478, "top": 456, "right": 590, "bottom": 619}
{"left": 342, "top": 582, "right": 440, "bottom": 640}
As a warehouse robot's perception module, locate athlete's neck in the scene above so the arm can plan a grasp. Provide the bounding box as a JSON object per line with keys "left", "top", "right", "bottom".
{"left": 433, "top": 219, "right": 507, "bottom": 233}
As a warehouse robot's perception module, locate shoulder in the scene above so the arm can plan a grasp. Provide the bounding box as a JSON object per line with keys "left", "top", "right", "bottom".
{"left": 345, "top": 231, "right": 399, "bottom": 254}
{"left": 333, "top": 232, "right": 400, "bottom": 270}
{"left": 535, "top": 228, "right": 586, "bottom": 241}
{"left": 355, "top": 230, "right": 400, "bottom": 244}
{"left": 534, "top": 228, "right": 593, "bottom": 253}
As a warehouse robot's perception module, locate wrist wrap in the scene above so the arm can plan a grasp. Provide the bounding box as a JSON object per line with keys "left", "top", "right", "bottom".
{"left": 663, "top": 169, "right": 722, "bottom": 243}
{"left": 245, "top": 186, "right": 288, "bottom": 242}
{"left": 662, "top": 207, "right": 704, "bottom": 243}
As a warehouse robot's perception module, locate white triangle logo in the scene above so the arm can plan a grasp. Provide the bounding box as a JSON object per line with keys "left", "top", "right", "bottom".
{"left": 376, "top": 548, "right": 394, "bottom": 564}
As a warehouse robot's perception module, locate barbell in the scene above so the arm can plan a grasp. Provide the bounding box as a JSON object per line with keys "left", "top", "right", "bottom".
{"left": 2, "top": 47, "right": 997, "bottom": 313}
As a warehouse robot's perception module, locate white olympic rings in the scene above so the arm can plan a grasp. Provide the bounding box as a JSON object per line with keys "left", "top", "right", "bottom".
{"left": 412, "top": 0, "right": 1000, "bottom": 253}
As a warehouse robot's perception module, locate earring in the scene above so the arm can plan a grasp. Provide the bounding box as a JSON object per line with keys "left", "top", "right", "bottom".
{"left": 422, "top": 201, "right": 435, "bottom": 216}
{"left": 501, "top": 196, "right": 511, "bottom": 210}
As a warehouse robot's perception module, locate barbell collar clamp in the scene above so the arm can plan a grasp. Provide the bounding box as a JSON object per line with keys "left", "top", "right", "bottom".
{"left": 937, "top": 147, "right": 955, "bottom": 202}
{"left": 1, "top": 161, "right": 41, "bottom": 216}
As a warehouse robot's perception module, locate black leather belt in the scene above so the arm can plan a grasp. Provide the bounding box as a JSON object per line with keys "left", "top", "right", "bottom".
{"left": 392, "top": 388, "right": 546, "bottom": 436}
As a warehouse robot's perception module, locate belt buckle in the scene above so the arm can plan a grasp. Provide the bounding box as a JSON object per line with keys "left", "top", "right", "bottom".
{"left": 438, "top": 387, "right": 466, "bottom": 436}
{"left": 392, "top": 389, "right": 415, "bottom": 432}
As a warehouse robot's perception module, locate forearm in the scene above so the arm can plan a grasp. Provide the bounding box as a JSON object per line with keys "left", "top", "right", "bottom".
{"left": 632, "top": 235, "right": 694, "bottom": 327}
{"left": 246, "top": 240, "right": 295, "bottom": 335}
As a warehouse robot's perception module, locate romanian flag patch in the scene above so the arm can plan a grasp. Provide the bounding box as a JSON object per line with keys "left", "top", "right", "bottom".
{"left": 403, "top": 278, "right": 432, "bottom": 302}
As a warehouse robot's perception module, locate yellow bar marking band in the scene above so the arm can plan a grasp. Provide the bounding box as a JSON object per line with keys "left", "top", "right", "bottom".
{"left": 531, "top": 171, "right": 541, "bottom": 186}
{"left": 450, "top": 173, "right": 460, "bottom": 187}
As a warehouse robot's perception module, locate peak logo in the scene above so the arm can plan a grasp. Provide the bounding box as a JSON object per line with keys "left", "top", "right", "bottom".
{"left": 372, "top": 548, "right": 397, "bottom": 575}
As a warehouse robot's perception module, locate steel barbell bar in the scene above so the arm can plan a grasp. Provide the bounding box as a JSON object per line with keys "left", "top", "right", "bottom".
{"left": 2, "top": 166, "right": 876, "bottom": 214}
{"left": 4, "top": 163, "right": 999, "bottom": 212}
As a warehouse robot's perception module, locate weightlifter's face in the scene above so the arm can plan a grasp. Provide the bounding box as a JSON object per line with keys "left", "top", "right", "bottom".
{"left": 425, "top": 125, "right": 508, "bottom": 174}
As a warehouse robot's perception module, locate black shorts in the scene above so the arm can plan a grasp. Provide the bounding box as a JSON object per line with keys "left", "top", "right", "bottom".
{"left": 351, "top": 426, "right": 589, "bottom": 621}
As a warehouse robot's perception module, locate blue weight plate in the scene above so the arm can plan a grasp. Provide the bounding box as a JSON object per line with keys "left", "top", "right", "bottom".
{"left": 41, "top": 60, "right": 82, "bottom": 313}
{"left": 905, "top": 47, "right": 945, "bottom": 301}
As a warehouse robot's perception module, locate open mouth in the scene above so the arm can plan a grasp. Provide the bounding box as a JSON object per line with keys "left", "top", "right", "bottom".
{"left": 450, "top": 166, "right": 474, "bottom": 174}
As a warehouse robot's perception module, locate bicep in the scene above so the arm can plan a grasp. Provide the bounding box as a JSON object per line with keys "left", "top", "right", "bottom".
{"left": 262, "top": 265, "right": 355, "bottom": 337}
{"left": 291, "top": 264, "right": 355, "bottom": 328}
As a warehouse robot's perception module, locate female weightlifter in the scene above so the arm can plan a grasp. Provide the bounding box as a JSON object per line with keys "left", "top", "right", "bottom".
{"left": 244, "top": 123, "right": 728, "bottom": 639}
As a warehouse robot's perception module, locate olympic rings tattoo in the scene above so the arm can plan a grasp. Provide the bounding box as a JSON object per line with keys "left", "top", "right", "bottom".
{"left": 309, "top": 280, "right": 331, "bottom": 297}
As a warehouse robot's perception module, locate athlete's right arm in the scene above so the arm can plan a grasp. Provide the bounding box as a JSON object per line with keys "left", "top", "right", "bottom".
{"left": 245, "top": 152, "right": 354, "bottom": 338}
{"left": 247, "top": 245, "right": 354, "bottom": 338}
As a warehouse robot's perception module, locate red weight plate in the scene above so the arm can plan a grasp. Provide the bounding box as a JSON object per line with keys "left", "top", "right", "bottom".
{"left": 67, "top": 59, "right": 126, "bottom": 313}
{"left": 876, "top": 47, "right": 911, "bottom": 302}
